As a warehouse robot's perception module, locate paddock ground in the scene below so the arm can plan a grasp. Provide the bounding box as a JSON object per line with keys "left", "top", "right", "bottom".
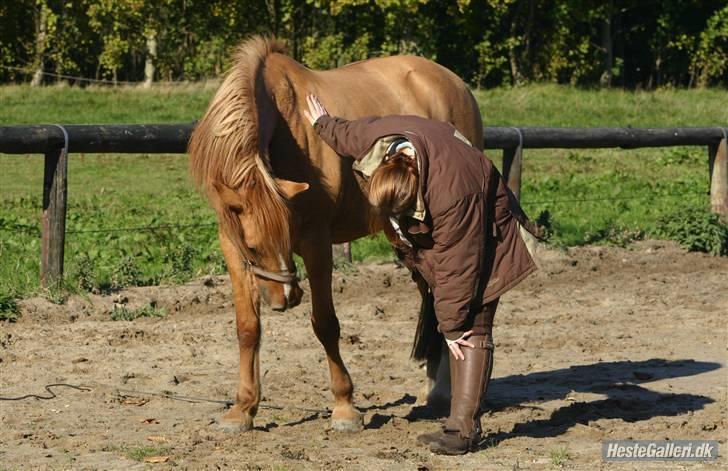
{"left": 1, "top": 240, "right": 725, "bottom": 470}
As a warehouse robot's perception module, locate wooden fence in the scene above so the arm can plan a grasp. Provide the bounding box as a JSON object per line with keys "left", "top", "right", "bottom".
{"left": 1, "top": 124, "right": 726, "bottom": 288}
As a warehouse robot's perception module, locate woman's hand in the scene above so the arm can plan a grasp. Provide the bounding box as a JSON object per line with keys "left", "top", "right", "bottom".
{"left": 445, "top": 330, "right": 475, "bottom": 360}
{"left": 303, "top": 94, "right": 329, "bottom": 126}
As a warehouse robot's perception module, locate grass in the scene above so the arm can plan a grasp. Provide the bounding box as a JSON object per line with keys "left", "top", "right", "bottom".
{"left": 0, "top": 82, "right": 216, "bottom": 125}
{"left": 1, "top": 83, "right": 727, "bottom": 304}
{"left": 549, "top": 446, "right": 571, "bottom": 466}
{"left": 123, "top": 445, "right": 170, "bottom": 462}
{"left": 110, "top": 304, "right": 167, "bottom": 321}
{"left": 474, "top": 84, "right": 727, "bottom": 128}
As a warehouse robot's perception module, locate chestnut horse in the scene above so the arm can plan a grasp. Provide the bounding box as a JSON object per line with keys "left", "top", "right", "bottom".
{"left": 188, "top": 36, "right": 483, "bottom": 432}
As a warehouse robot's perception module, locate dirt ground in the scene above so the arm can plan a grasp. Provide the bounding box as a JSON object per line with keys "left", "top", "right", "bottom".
{"left": 1, "top": 240, "right": 726, "bottom": 470}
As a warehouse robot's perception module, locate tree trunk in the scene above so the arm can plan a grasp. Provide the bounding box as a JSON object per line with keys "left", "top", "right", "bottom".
{"left": 268, "top": 0, "right": 280, "bottom": 35}
{"left": 508, "top": 8, "right": 523, "bottom": 86}
{"left": 599, "top": 0, "right": 614, "bottom": 88}
{"left": 522, "top": 0, "right": 535, "bottom": 80}
{"left": 509, "top": 46, "right": 522, "bottom": 85}
{"left": 143, "top": 32, "right": 157, "bottom": 88}
{"left": 31, "top": 2, "right": 49, "bottom": 87}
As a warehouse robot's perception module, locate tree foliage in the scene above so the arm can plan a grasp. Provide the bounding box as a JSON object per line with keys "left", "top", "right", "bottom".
{"left": 1, "top": 0, "right": 725, "bottom": 87}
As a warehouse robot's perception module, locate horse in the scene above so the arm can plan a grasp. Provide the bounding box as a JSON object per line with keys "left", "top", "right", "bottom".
{"left": 188, "top": 35, "right": 483, "bottom": 432}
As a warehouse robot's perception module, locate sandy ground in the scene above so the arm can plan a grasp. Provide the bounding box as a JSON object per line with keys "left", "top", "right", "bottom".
{"left": 1, "top": 240, "right": 726, "bottom": 470}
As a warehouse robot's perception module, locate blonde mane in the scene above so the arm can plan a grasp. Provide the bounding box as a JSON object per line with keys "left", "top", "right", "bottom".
{"left": 188, "top": 36, "right": 290, "bottom": 260}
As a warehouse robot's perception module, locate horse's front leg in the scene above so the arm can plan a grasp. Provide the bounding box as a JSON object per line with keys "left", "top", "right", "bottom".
{"left": 218, "top": 230, "right": 261, "bottom": 432}
{"left": 299, "top": 234, "right": 363, "bottom": 432}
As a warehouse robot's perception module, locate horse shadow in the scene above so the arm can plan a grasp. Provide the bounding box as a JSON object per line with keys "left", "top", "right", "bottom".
{"left": 407, "top": 358, "right": 721, "bottom": 442}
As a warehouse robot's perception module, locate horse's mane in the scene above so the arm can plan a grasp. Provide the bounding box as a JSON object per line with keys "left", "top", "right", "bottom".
{"left": 188, "top": 36, "right": 290, "bottom": 260}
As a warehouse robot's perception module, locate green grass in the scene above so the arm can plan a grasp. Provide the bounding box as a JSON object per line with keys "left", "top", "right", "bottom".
{"left": 110, "top": 303, "right": 167, "bottom": 321}
{"left": 474, "top": 84, "right": 727, "bottom": 127}
{"left": 1, "top": 83, "right": 726, "bottom": 303}
{"left": 549, "top": 446, "right": 571, "bottom": 466}
{"left": 123, "top": 445, "right": 170, "bottom": 462}
{"left": 0, "top": 83, "right": 216, "bottom": 124}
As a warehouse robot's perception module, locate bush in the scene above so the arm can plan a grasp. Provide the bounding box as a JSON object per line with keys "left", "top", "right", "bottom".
{"left": 167, "top": 243, "right": 198, "bottom": 281}
{"left": 111, "top": 255, "right": 146, "bottom": 289}
{"left": 654, "top": 206, "right": 728, "bottom": 256}
{"left": 73, "top": 253, "right": 98, "bottom": 292}
{"left": 583, "top": 225, "right": 644, "bottom": 247}
{"left": 0, "top": 293, "right": 19, "bottom": 322}
{"left": 535, "top": 209, "right": 554, "bottom": 241}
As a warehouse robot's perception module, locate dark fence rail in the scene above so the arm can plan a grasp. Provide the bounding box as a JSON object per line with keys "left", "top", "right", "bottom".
{"left": 0, "top": 124, "right": 725, "bottom": 153}
{"left": 1, "top": 124, "right": 726, "bottom": 288}
{"left": 484, "top": 126, "right": 727, "bottom": 149}
{"left": 0, "top": 124, "right": 193, "bottom": 154}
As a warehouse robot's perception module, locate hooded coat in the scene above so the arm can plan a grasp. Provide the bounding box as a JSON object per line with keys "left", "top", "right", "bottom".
{"left": 314, "top": 114, "right": 539, "bottom": 340}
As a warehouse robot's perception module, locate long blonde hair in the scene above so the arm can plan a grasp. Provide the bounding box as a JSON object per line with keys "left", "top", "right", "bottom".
{"left": 368, "top": 151, "right": 419, "bottom": 216}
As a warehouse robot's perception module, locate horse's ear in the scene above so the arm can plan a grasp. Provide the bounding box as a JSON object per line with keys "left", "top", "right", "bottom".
{"left": 212, "top": 182, "right": 244, "bottom": 211}
{"left": 275, "top": 178, "right": 309, "bottom": 199}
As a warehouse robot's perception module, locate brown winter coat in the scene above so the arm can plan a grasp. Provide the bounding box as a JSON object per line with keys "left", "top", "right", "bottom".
{"left": 314, "top": 115, "right": 539, "bottom": 340}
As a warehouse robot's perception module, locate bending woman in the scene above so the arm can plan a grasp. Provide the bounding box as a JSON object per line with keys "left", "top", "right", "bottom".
{"left": 304, "top": 95, "right": 541, "bottom": 455}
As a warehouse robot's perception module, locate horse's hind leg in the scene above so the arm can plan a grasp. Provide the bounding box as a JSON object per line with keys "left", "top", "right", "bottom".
{"left": 217, "top": 230, "right": 261, "bottom": 432}
{"left": 300, "top": 235, "right": 363, "bottom": 432}
{"left": 427, "top": 342, "right": 451, "bottom": 415}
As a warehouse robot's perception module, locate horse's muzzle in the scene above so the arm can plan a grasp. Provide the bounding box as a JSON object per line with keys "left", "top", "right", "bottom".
{"left": 265, "top": 280, "right": 303, "bottom": 312}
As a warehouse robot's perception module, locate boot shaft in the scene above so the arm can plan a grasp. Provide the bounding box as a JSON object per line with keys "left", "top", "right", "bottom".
{"left": 444, "top": 335, "right": 494, "bottom": 439}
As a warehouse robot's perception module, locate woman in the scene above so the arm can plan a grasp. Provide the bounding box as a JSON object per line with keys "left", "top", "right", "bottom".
{"left": 304, "top": 95, "right": 540, "bottom": 455}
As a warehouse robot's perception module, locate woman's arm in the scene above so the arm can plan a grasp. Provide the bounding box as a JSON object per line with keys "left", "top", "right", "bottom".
{"left": 304, "top": 94, "right": 378, "bottom": 159}
{"left": 430, "top": 193, "right": 486, "bottom": 342}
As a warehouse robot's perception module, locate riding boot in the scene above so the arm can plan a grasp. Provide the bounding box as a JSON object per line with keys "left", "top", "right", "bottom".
{"left": 429, "top": 335, "right": 494, "bottom": 455}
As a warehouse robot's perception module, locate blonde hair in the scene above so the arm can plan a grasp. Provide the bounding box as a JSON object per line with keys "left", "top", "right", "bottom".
{"left": 368, "top": 152, "right": 419, "bottom": 215}
{"left": 188, "top": 36, "right": 290, "bottom": 262}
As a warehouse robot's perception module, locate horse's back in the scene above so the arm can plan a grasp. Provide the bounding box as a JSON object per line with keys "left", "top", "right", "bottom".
{"left": 266, "top": 53, "right": 482, "bottom": 149}
{"left": 319, "top": 55, "right": 483, "bottom": 148}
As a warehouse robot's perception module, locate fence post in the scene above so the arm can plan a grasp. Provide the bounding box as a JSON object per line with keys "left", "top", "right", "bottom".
{"left": 343, "top": 242, "right": 352, "bottom": 263}
{"left": 708, "top": 134, "right": 727, "bottom": 222}
{"left": 41, "top": 145, "right": 68, "bottom": 288}
{"left": 502, "top": 145, "right": 523, "bottom": 200}
{"left": 333, "top": 243, "right": 352, "bottom": 264}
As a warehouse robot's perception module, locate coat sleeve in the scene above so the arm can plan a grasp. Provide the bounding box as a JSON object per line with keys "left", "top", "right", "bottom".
{"left": 430, "top": 193, "right": 486, "bottom": 341}
{"left": 313, "top": 115, "right": 378, "bottom": 160}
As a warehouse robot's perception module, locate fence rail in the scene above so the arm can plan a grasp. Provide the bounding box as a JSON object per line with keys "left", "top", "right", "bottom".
{"left": 1, "top": 123, "right": 726, "bottom": 287}
{"left": 1, "top": 124, "right": 726, "bottom": 153}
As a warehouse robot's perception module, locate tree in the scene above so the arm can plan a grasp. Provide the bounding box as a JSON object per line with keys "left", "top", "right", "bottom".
{"left": 30, "top": 1, "right": 52, "bottom": 86}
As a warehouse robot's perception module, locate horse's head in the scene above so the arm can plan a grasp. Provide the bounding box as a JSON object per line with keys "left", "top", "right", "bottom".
{"left": 213, "top": 177, "right": 308, "bottom": 311}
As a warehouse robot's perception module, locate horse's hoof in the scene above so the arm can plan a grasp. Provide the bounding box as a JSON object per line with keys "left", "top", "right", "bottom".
{"left": 217, "top": 419, "right": 253, "bottom": 433}
{"left": 331, "top": 415, "right": 363, "bottom": 433}
{"left": 216, "top": 406, "right": 255, "bottom": 432}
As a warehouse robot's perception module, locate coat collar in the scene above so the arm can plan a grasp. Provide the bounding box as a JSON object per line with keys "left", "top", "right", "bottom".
{"left": 352, "top": 133, "right": 427, "bottom": 221}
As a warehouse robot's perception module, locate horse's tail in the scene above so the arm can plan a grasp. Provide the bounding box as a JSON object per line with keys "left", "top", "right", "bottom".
{"left": 411, "top": 284, "right": 442, "bottom": 362}
{"left": 188, "top": 35, "right": 289, "bottom": 258}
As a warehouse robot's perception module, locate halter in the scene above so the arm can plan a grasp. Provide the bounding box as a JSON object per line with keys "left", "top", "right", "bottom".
{"left": 243, "top": 258, "right": 298, "bottom": 284}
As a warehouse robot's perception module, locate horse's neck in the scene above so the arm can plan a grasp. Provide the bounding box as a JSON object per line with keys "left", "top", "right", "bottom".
{"left": 265, "top": 57, "right": 347, "bottom": 199}
{"left": 264, "top": 58, "right": 377, "bottom": 239}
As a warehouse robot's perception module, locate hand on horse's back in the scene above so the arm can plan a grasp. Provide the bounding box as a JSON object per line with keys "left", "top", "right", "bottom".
{"left": 304, "top": 94, "right": 329, "bottom": 126}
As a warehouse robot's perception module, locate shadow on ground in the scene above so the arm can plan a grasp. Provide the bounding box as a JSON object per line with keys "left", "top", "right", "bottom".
{"left": 404, "top": 358, "right": 720, "bottom": 444}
